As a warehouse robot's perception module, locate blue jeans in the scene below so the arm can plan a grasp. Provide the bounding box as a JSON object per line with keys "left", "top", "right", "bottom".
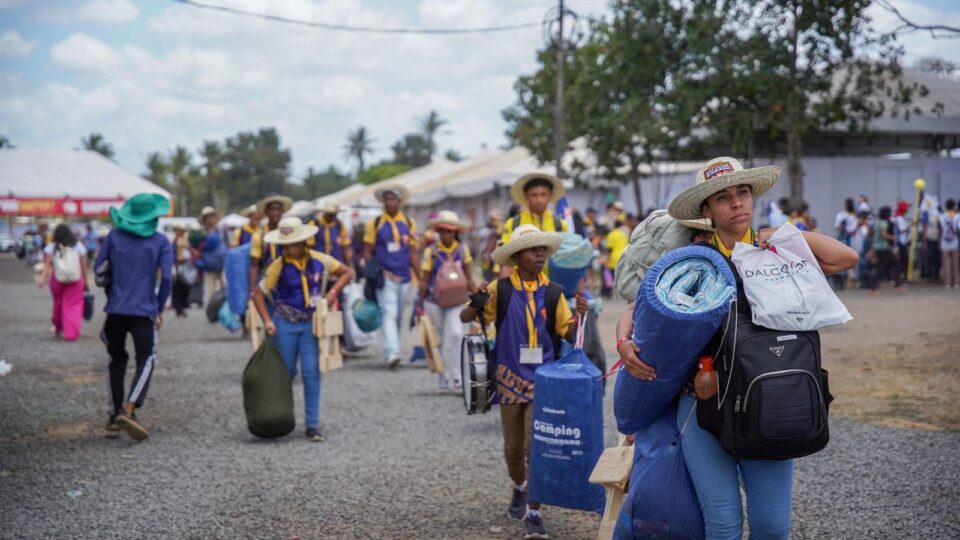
{"left": 375, "top": 278, "right": 410, "bottom": 361}
{"left": 677, "top": 395, "right": 793, "bottom": 540}
{"left": 273, "top": 317, "right": 321, "bottom": 429}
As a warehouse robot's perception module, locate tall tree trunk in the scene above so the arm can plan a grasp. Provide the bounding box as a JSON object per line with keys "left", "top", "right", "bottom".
{"left": 629, "top": 155, "right": 643, "bottom": 215}
{"left": 786, "top": 119, "right": 804, "bottom": 209}
{"left": 207, "top": 171, "right": 219, "bottom": 208}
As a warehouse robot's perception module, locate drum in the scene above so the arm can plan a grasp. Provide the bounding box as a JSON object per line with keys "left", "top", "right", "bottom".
{"left": 461, "top": 335, "right": 494, "bottom": 415}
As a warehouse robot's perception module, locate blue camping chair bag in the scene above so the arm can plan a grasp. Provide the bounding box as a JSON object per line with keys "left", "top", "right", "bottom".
{"left": 528, "top": 347, "right": 606, "bottom": 513}
{"left": 614, "top": 245, "right": 735, "bottom": 435}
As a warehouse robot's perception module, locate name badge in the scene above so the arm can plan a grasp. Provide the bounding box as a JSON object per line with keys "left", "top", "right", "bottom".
{"left": 387, "top": 242, "right": 401, "bottom": 253}
{"left": 519, "top": 346, "right": 543, "bottom": 365}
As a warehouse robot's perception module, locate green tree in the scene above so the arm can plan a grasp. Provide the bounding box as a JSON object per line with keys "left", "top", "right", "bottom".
{"left": 0, "top": 135, "right": 13, "bottom": 148}
{"left": 220, "top": 127, "right": 291, "bottom": 209}
{"left": 288, "top": 165, "right": 352, "bottom": 200}
{"left": 200, "top": 140, "right": 223, "bottom": 209}
{"left": 444, "top": 149, "right": 464, "bottom": 162}
{"left": 81, "top": 132, "right": 114, "bottom": 159}
{"left": 143, "top": 151, "right": 171, "bottom": 192}
{"left": 343, "top": 126, "right": 375, "bottom": 174}
{"left": 357, "top": 163, "right": 412, "bottom": 185}
{"left": 418, "top": 110, "right": 448, "bottom": 157}
{"left": 168, "top": 146, "right": 193, "bottom": 217}
{"left": 391, "top": 133, "right": 432, "bottom": 168}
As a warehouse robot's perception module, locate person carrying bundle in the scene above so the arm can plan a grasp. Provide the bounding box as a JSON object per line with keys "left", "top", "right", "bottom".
{"left": 460, "top": 224, "right": 588, "bottom": 540}
{"left": 616, "top": 157, "right": 857, "bottom": 538}
{"left": 251, "top": 217, "right": 353, "bottom": 442}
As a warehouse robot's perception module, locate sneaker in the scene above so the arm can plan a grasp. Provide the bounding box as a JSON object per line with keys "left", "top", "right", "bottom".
{"left": 388, "top": 354, "right": 402, "bottom": 369}
{"left": 114, "top": 412, "right": 149, "bottom": 441}
{"left": 105, "top": 416, "right": 122, "bottom": 439}
{"left": 507, "top": 487, "right": 527, "bottom": 520}
{"left": 523, "top": 514, "right": 549, "bottom": 539}
{"left": 305, "top": 427, "right": 324, "bottom": 442}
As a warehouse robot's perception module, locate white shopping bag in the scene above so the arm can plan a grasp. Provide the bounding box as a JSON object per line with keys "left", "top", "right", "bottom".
{"left": 731, "top": 223, "right": 852, "bottom": 331}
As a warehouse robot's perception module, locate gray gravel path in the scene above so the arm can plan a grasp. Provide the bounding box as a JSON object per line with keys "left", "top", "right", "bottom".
{"left": 0, "top": 255, "right": 957, "bottom": 539}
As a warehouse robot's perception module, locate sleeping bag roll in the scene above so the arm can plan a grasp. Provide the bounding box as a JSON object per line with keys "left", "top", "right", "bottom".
{"left": 225, "top": 243, "right": 251, "bottom": 317}
{"left": 614, "top": 245, "right": 735, "bottom": 435}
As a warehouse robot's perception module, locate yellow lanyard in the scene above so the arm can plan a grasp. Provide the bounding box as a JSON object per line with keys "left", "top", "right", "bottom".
{"left": 510, "top": 269, "right": 545, "bottom": 347}
{"left": 378, "top": 212, "right": 405, "bottom": 244}
{"left": 321, "top": 221, "right": 334, "bottom": 254}
{"left": 525, "top": 210, "right": 549, "bottom": 231}
{"left": 285, "top": 255, "right": 313, "bottom": 308}
{"left": 712, "top": 229, "right": 756, "bottom": 257}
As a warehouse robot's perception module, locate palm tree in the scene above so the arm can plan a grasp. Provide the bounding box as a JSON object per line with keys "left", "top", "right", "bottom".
{"left": 144, "top": 152, "right": 170, "bottom": 191}
{"left": 342, "top": 126, "right": 375, "bottom": 174}
{"left": 81, "top": 132, "right": 114, "bottom": 159}
{"left": 418, "top": 110, "right": 448, "bottom": 157}
{"left": 199, "top": 140, "right": 223, "bottom": 209}
{"left": 168, "top": 146, "right": 192, "bottom": 216}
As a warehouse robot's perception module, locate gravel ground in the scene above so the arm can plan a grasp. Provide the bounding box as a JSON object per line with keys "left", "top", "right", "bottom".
{"left": 1, "top": 254, "right": 957, "bottom": 539}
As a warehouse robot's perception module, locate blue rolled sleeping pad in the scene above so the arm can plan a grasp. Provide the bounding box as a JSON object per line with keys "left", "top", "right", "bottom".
{"left": 225, "top": 243, "right": 251, "bottom": 317}
{"left": 614, "top": 245, "right": 735, "bottom": 435}
{"left": 548, "top": 232, "right": 595, "bottom": 297}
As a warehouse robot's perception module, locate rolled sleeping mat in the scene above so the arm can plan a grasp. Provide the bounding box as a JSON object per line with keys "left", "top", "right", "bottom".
{"left": 614, "top": 245, "right": 735, "bottom": 435}
{"left": 225, "top": 243, "right": 251, "bottom": 316}
{"left": 548, "top": 232, "right": 595, "bottom": 297}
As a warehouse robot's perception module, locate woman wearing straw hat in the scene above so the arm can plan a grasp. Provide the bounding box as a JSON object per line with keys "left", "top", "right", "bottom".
{"left": 625, "top": 157, "right": 856, "bottom": 538}
{"left": 251, "top": 217, "right": 354, "bottom": 442}
{"left": 416, "top": 210, "right": 475, "bottom": 391}
{"left": 248, "top": 194, "right": 294, "bottom": 304}
{"left": 195, "top": 206, "right": 225, "bottom": 308}
{"left": 362, "top": 183, "right": 419, "bottom": 368}
{"left": 308, "top": 201, "right": 352, "bottom": 269}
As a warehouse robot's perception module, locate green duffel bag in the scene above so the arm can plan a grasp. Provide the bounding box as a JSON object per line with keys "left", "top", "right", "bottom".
{"left": 242, "top": 337, "right": 295, "bottom": 438}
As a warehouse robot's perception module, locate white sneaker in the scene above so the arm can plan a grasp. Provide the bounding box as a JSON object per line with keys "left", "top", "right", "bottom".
{"left": 388, "top": 354, "right": 402, "bottom": 369}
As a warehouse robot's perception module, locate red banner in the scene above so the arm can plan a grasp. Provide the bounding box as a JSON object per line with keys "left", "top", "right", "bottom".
{"left": 0, "top": 197, "right": 126, "bottom": 217}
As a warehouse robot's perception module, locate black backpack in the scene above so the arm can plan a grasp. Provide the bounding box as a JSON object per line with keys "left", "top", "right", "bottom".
{"left": 696, "top": 244, "right": 833, "bottom": 461}
{"left": 495, "top": 277, "right": 565, "bottom": 355}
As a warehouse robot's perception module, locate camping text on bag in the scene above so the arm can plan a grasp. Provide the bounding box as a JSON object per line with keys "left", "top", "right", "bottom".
{"left": 433, "top": 247, "right": 469, "bottom": 308}
{"left": 53, "top": 246, "right": 82, "bottom": 283}
{"left": 731, "top": 222, "right": 851, "bottom": 331}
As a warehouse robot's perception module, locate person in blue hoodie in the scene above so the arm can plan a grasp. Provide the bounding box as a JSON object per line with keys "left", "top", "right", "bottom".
{"left": 94, "top": 193, "right": 173, "bottom": 441}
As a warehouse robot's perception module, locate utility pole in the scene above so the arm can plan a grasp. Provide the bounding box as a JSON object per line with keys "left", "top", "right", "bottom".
{"left": 554, "top": 0, "right": 565, "bottom": 180}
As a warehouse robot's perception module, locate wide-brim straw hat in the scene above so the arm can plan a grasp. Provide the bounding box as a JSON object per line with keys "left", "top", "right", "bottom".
{"left": 491, "top": 224, "right": 562, "bottom": 267}
{"left": 510, "top": 172, "right": 565, "bottom": 206}
{"left": 263, "top": 217, "right": 318, "bottom": 245}
{"left": 427, "top": 210, "right": 467, "bottom": 232}
{"left": 198, "top": 206, "right": 219, "bottom": 220}
{"left": 257, "top": 194, "right": 294, "bottom": 214}
{"left": 374, "top": 184, "right": 410, "bottom": 204}
{"left": 668, "top": 157, "right": 780, "bottom": 221}
{"left": 314, "top": 201, "right": 340, "bottom": 215}
{"left": 240, "top": 204, "right": 259, "bottom": 218}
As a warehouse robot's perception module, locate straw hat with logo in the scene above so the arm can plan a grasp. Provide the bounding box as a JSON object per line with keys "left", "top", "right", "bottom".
{"left": 491, "top": 224, "right": 562, "bottom": 267}
{"left": 510, "top": 172, "right": 565, "bottom": 206}
{"left": 110, "top": 193, "right": 171, "bottom": 238}
{"left": 256, "top": 194, "right": 294, "bottom": 214}
{"left": 374, "top": 183, "right": 410, "bottom": 205}
{"left": 668, "top": 157, "right": 780, "bottom": 221}
{"left": 263, "top": 217, "right": 318, "bottom": 245}
{"left": 427, "top": 210, "right": 468, "bottom": 232}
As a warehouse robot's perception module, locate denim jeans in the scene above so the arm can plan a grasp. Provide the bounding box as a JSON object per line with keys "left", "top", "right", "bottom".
{"left": 375, "top": 278, "right": 410, "bottom": 361}
{"left": 274, "top": 317, "right": 321, "bottom": 429}
{"left": 677, "top": 395, "right": 793, "bottom": 540}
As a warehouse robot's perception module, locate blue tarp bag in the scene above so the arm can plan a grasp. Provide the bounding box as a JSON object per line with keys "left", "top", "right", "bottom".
{"left": 218, "top": 301, "right": 242, "bottom": 333}
{"left": 528, "top": 329, "right": 605, "bottom": 514}
{"left": 612, "top": 404, "right": 704, "bottom": 540}
{"left": 548, "top": 232, "right": 595, "bottom": 297}
{"left": 225, "top": 243, "right": 251, "bottom": 316}
{"left": 614, "top": 245, "right": 734, "bottom": 434}
{"left": 197, "top": 230, "right": 227, "bottom": 272}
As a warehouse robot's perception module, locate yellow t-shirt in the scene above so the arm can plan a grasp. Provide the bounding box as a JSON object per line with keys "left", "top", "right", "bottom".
{"left": 605, "top": 227, "right": 629, "bottom": 270}
{"left": 421, "top": 240, "right": 473, "bottom": 273}
{"left": 500, "top": 209, "right": 568, "bottom": 245}
{"left": 712, "top": 229, "right": 756, "bottom": 258}
{"left": 259, "top": 251, "right": 341, "bottom": 294}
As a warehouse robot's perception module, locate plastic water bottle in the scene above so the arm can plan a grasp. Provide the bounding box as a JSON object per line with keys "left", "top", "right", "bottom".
{"left": 694, "top": 356, "right": 718, "bottom": 400}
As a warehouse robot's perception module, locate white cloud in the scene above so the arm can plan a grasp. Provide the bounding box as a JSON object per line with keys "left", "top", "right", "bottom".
{"left": 77, "top": 0, "right": 139, "bottom": 24}
{"left": 867, "top": 0, "right": 960, "bottom": 65}
{"left": 0, "top": 0, "right": 31, "bottom": 8}
{"left": 0, "top": 30, "right": 37, "bottom": 58}
{"left": 49, "top": 33, "right": 121, "bottom": 72}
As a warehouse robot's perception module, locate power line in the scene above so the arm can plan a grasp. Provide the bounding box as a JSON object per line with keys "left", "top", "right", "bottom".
{"left": 167, "top": 0, "right": 540, "bottom": 35}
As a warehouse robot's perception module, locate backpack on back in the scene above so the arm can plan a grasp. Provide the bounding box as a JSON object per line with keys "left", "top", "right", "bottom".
{"left": 613, "top": 209, "right": 696, "bottom": 301}
{"left": 53, "top": 246, "right": 82, "bottom": 283}
{"left": 433, "top": 246, "right": 469, "bottom": 308}
{"left": 495, "top": 277, "right": 564, "bottom": 354}
{"left": 697, "top": 251, "right": 833, "bottom": 461}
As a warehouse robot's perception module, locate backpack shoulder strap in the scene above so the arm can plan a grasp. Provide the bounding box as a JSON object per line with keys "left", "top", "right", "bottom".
{"left": 374, "top": 215, "right": 382, "bottom": 230}
{"left": 495, "top": 277, "right": 512, "bottom": 332}
{"left": 544, "top": 282, "right": 563, "bottom": 340}
{"left": 511, "top": 215, "right": 521, "bottom": 233}
{"left": 554, "top": 216, "right": 562, "bottom": 232}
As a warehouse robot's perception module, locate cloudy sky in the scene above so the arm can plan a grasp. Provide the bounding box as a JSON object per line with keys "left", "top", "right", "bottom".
{"left": 1, "top": 0, "right": 959, "bottom": 182}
